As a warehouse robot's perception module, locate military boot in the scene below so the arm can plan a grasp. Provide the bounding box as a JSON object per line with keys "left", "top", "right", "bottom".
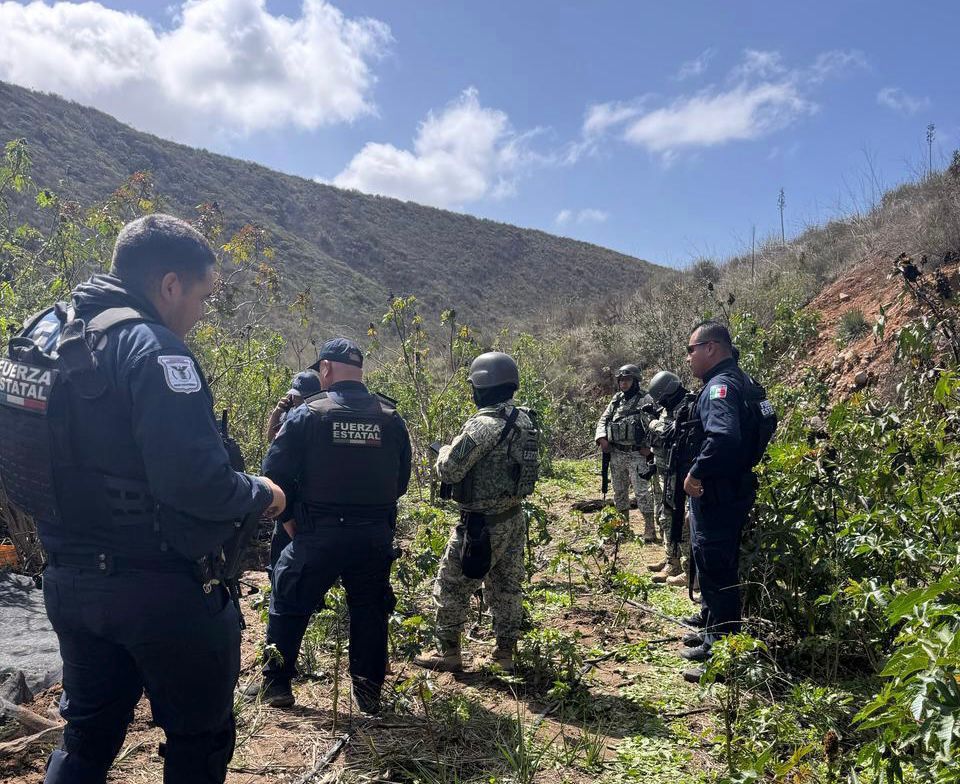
{"left": 642, "top": 520, "right": 657, "bottom": 544}
{"left": 241, "top": 677, "right": 294, "bottom": 708}
{"left": 492, "top": 641, "right": 516, "bottom": 673}
{"left": 651, "top": 557, "right": 681, "bottom": 583}
{"left": 646, "top": 558, "right": 668, "bottom": 573}
{"left": 414, "top": 643, "right": 463, "bottom": 672}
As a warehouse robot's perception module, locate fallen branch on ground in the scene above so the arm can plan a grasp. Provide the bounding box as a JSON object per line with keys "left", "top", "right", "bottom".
{"left": 0, "top": 697, "right": 61, "bottom": 733}
{"left": 0, "top": 724, "right": 63, "bottom": 757}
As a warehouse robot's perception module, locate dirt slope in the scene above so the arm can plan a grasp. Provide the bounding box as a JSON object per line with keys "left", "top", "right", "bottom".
{"left": 789, "top": 254, "right": 959, "bottom": 399}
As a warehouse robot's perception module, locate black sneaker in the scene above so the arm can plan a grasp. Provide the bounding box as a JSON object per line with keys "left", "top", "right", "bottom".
{"left": 242, "top": 678, "right": 294, "bottom": 708}
{"left": 679, "top": 643, "right": 712, "bottom": 663}
{"left": 681, "top": 613, "right": 705, "bottom": 627}
{"left": 682, "top": 631, "right": 704, "bottom": 647}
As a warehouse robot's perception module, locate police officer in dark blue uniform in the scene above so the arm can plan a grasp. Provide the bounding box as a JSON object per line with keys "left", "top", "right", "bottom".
{"left": 0, "top": 214, "right": 286, "bottom": 784}
{"left": 246, "top": 338, "right": 411, "bottom": 714}
{"left": 680, "top": 321, "right": 775, "bottom": 675}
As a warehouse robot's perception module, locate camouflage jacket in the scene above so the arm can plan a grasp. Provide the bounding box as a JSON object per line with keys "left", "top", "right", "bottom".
{"left": 436, "top": 401, "right": 534, "bottom": 514}
{"left": 594, "top": 389, "right": 655, "bottom": 447}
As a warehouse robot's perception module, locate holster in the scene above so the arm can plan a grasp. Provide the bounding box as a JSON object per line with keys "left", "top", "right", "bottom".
{"left": 459, "top": 510, "right": 492, "bottom": 580}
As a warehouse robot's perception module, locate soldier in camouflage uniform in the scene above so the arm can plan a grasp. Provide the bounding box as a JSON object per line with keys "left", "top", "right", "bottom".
{"left": 595, "top": 365, "right": 660, "bottom": 541}
{"left": 415, "top": 352, "right": 539, "bottom": 674}
{"left": 647, "top": 371, "right": 693, "bottom": 586}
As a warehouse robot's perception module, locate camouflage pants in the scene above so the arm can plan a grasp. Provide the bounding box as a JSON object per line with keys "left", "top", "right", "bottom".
{"left": 609, "top": 449, "right": 660, "bottom": 531}
{"left": 433, "top": 509, "right": 526, "bottom": 647}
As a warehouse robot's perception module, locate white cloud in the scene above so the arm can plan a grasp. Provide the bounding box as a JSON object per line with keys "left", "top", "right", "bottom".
{"left": 731, "top": 49, "right": 786, "bottom": 81}
{"left": 807, "top": 49, "right": 868, "bottom": 83}
{"left": 0, "top": 0, "right": 391, "bottom": 142}
{"left": 675, "top": 48, "right": 716, "bottom": 81}
{"left": 583, "top": 100, "right": 647, "bottom": 138}
{"left": 334, "top": 88, "right": 539, "bottom": 209}
{"left": 623, "top": 83, "right": 813, "bottom": 153}
{"left": 555, "top": 208, "right": 608, "bottom": 226}
{"left": 579, "top": 49, "right": 863, "bottom": 160}
{"left": 877, "top": 86, "right": 930, "bottom": 115}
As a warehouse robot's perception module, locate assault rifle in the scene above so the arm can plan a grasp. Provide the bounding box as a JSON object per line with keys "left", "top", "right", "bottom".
{"left": 663, "top": 395, "right": 698, "bottom": 575}
{"left": 601, "top": 450, "right": 610, "bottom": 498}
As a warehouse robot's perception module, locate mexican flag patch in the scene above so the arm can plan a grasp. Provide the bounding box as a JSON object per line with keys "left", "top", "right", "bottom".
{"left": 709, "top": 384, "right": 728, "bottom": 400}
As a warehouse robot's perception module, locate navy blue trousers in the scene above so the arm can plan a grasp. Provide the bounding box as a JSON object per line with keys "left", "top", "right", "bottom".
{"left": 265, "top": 520, "right": 394, "bottom": 703}
{"left": 689, "top": 486, "right": 753, "bottom": 642}
{"left": 42, "top": 566, "right": 240, "bottom": 784}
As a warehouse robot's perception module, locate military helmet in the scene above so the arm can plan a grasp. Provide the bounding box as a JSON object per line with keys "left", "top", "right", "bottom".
{"left": 468, "top": 351, "right": 519, "bottom": 389}
{"left": 615, "top": 364, "right": 642, "bottom": 381}
{"left": 648, "top": 370, "right": 682, "bottom": 405}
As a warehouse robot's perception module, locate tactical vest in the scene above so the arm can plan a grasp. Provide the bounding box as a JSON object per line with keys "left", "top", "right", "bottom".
{"left": 452, "top": 405, "right": 540, "bottom": 506}
{"left": 296, "top": 390, "right": 403, "bottom": 518}
{"left": 0, "top": 304, "right": 157, "bottom": 534}
{"left": 606, "top": 393, "right": 652, "bottom": 446}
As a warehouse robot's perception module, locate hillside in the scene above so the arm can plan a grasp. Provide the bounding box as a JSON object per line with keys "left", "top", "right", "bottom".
{"left": 0, "top": 81, "right": 665, "bottom": 337}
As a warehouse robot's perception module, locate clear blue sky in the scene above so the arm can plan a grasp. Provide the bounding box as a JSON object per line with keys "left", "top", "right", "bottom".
{"left": 0, "top": 0, "right": 955, "bottom": 266}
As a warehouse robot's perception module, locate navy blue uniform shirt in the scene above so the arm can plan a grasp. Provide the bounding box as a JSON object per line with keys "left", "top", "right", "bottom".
{"left": 36, "top": 275, "right": 273, "bottom": 559}
{"left": 689, "top": 357, "right": 754, "bottom": 482}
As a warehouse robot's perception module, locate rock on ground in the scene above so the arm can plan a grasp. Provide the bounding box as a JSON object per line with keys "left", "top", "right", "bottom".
{"left": 0, "top": 573, "right": 61, "bottom": 699}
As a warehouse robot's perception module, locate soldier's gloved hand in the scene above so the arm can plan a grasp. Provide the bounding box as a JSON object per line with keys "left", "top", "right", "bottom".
{"left": 260, "top": 477, "right": 287, "bottom": 518}
{"left": 597, "top": 437, "right": 611, "bottom": 453}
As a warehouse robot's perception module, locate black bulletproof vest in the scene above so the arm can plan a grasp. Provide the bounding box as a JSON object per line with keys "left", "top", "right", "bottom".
{"left": 297, "top": 389, "right": 402, "bottom": 517}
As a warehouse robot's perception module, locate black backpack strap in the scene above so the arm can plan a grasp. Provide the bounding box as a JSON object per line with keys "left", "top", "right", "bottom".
{"left": 495, "top": 406, "right": 521, "bottom": 448}
{"left": 85, "top": 306, "right": 154, "bottom": 335}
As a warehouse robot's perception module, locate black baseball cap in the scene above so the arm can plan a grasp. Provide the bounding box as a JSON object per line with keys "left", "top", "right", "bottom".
{"left": 309, "top": 337, "right": 364, "bottom": 369}
{"left": 286, "top": 371, "right": 322, "bottom": 398}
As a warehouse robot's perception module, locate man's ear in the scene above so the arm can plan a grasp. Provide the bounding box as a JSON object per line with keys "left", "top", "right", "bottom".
{"left": 157, "top": 271, "right": 181, "bottom": 303}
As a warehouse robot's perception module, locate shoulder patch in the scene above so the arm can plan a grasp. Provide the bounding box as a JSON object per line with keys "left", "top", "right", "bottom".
{"left": 157, "top": 355, "right": 201, "bottom": 393}
{"left": 758, "top": 399, "right": 775, "bottom": 418}
{"left": 709, "top": 384, "right": 728, "bottom": 400}
{"left": 452, "top": 433, "right": 478, "bottom": 461}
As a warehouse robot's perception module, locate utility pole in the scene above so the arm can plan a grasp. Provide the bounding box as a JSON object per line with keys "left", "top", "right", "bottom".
{"left": 927, "top": 123, "right": 936, "bottom": 177}
{"left": 777, "top": 188, "right": 785, "bottom": 247}
{"left": 751, "top": 224, "right": 756, "bottom": 281}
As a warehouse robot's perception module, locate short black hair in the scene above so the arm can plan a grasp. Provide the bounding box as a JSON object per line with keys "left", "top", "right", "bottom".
{"left": 110, "top": 214, "right": 216, "bottom": 295}
{"left": 690, "top": 320, "right": 733, "bottom": 346}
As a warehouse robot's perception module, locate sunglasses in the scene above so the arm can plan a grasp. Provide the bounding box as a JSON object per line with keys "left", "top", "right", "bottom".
{"left": 686, "top": 340, "right": 716, "bottom": 354}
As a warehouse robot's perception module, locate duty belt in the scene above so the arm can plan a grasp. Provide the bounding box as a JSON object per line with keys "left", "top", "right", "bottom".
{"left": 460, "top": 505, "right": 522, "bottom": 526}
{"left": 48, "top": 551, "right": 194, "bottom": 575}
{"left": 611, "top": 443, "right": 644, "bottom": 452}
{"left": 298, "top": 512, "right": 395, "bottom": 531}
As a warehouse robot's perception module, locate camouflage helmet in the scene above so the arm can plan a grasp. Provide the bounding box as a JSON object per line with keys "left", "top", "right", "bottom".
{"left": 468, "top": 351, "right": 520, "bottom": 389}
{"left": 615, "top": 364, "right": 642, "bottom": 381}
{"left": 648, "top": 370, "right": 682, "bottom": 405}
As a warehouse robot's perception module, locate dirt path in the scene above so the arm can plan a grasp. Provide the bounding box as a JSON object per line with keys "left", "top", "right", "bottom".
{"left": 0, "top": 460, "right": 724, "bottom": 784}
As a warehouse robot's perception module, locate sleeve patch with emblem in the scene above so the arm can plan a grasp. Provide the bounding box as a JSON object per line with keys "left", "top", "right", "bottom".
{"left": 709, "top": 384, "right": 728, "bottom": 400}
{"left": 157, "top": 355, "right": 201, "bottom": 393}
{"left": 452, "top": 433, "right": 477, "bottom": 461}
